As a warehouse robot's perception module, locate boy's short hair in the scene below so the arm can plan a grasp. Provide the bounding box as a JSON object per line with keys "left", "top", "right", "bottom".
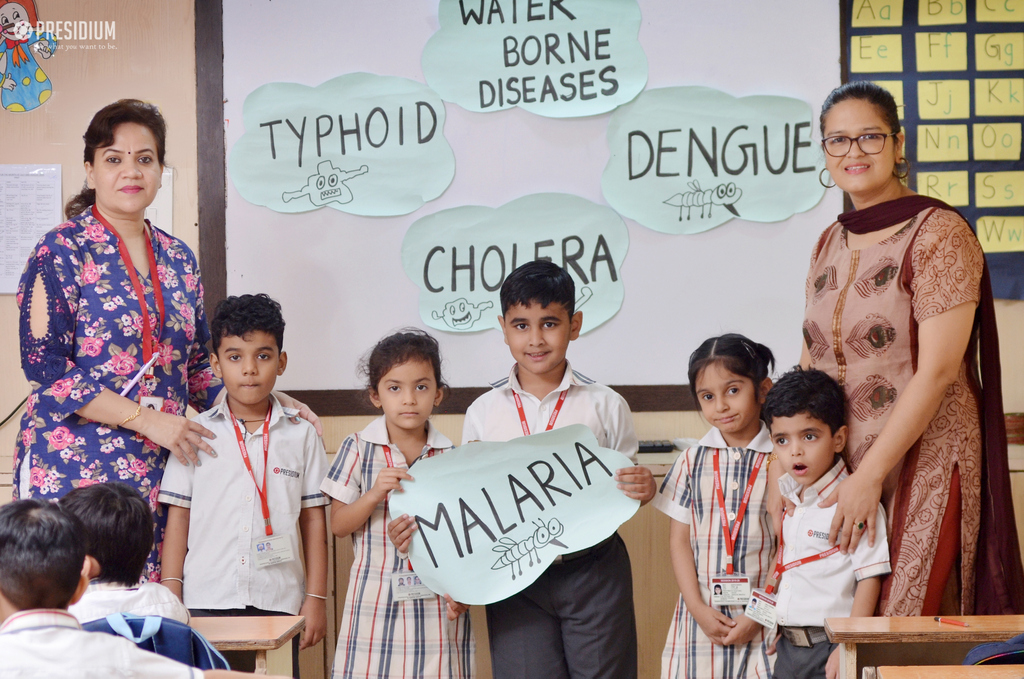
{"left": 763, "top": 367, "right": 846, "bottom": 434}
{"left": 0, "top": 499, "right": 85, "bottom": 610}
{"left": 58, "top": 482, "right": 154, "bottom": 586}
{"left": 210, "top": 293, "right": 285, "bottom": 353}
{"left": 500, "top": 261, "right": 575, "bottom": 316}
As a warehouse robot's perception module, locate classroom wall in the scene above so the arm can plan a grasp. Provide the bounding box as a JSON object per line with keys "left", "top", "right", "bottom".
{"left": 0, "top": 2, "right": 1023, "bottom": 677}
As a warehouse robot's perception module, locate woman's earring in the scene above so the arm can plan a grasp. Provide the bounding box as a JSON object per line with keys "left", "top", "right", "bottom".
{"left": 893, "top": 158, "right": 911, "bottom": 180}
{"left": 819, "top": 168, "right": 836, "bottom": 188}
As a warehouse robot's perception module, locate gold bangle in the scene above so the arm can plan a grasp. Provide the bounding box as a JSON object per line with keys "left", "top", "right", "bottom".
{"left": 119, "top": 404, "right": 142, "bottom": 427}
{"left": 305, "top": 592, "right": 327, "bottom": 600}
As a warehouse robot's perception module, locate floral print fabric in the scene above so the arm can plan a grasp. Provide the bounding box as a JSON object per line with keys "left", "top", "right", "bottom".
{"left": 14, "top": 207, "right": 221, "bottom": 580}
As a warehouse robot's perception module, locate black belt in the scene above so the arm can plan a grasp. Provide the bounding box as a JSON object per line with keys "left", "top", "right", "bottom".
{"left": 551, "top": 535, "right": 616, "bottom": 565}
{"left": 779, "top": 625, "right": 830, "bottom": 648}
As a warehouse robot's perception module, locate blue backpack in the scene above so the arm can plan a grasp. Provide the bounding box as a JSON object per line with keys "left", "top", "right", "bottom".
{"left": 83, "top": 613, "right": 230, "bottom": 670}
{"left": 963, "top": 631, "right": 1024, "bottom": 665}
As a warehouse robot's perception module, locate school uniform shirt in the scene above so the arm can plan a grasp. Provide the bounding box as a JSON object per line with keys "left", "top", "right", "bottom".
{"left": 0, "top": 609, "right": 201, "bottom": 678}
{"left": 775, "top": 460, "right": 891, "bottom": 628}
{"left": 158, "top": 394, "right": 330, "bottom": 615}
{"left": 461, "top": 363, "right": 639, "bottom": 461}
{"left": 69, "top": 581, "right": 190, "bottom": 624}
{"left": 653, "top": 425, "right": 775, "bottom": 679}
{"left": 321, "top": 416, "right": 475, "bottom": 679}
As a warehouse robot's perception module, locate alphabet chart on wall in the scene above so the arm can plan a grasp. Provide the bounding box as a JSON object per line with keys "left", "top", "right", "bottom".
{"left": 841, "top": 0, "right": 1024, "bottom": 298}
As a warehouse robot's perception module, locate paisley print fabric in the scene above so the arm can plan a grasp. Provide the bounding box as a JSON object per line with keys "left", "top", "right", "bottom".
{"left": 803, "top": 207, "right": 983, "bottom": 616}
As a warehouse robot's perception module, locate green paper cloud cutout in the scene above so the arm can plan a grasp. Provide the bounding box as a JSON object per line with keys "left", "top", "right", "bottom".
{"left": 229, "top": 73, "right": 455, "bottom": 216}
{"left": 602, "top": 86, "right": 827, "bottom": 234}
{"left": 402, "top": 193, "right": 629, "bottom": 334}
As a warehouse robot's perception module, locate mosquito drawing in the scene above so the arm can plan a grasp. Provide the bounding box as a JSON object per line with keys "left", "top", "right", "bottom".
{"left": 491, "top": 518, "right": 567, "bottom": 580}
{"left": 664, "top": 181, "right": 742, "bottom": 221}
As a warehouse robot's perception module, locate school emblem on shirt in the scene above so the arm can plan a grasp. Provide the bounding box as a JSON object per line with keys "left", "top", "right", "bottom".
{"left": 273, "top": 466, "right": 299, "bottom": 478}
{"left": 808, "top": 528, "right": 829, "bottom": 541}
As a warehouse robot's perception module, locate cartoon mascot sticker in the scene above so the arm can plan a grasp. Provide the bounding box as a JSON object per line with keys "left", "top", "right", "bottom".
{"left": 0, "top": 0, "right": 56, "bottom": 113}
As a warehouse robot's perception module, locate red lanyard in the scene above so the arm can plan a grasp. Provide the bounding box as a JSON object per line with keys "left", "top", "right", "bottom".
{"left": 713, "top": 450, "right": 766, "bottom": 575}
{"left": 230, "top": 407, "right": 273, "bottom": 536}
{"left": 94, "top": 208, "right": 165, "bottom": 367}
{"left": 513, "top": 389, "right": 568, "bottom": 436}
{"left": 765, "top": 515, "right": 840, "bottom": 594}
{"left": 383, "top": 443, "right": 434, "bottom": 572}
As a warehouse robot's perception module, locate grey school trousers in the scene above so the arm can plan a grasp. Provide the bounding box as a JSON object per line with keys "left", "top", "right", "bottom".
{"left": 485, "top": 533, "right": 638, "bottom": 679}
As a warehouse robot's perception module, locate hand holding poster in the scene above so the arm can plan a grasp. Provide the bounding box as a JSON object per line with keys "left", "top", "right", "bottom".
{"left": 388, "top": 425, "right": 639, "bottom": 605}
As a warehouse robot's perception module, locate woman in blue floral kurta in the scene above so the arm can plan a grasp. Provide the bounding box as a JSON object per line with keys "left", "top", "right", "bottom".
{"left": 14, "top": 100, "right": 222, "bottom": 580}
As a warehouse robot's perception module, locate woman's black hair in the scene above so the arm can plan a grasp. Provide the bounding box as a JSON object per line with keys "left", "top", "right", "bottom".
{"left": 687, "top": 333, "right": 775, "bottom": 399}
{"left": 362, "top": 328, "right": 447, "bottom": 395}
{"left": 819, "top": 81, "right": 901, "bottom": 137}
{"left": 65, "top": 99, "right": 167, "bottom": 219}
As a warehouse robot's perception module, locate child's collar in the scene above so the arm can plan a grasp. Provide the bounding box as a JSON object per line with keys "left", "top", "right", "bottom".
{"left": 0, "top": 609, "right": 80, "bottom": 633}
{"left": 778, "top": 458, "right": 848, "bottom": 505}
{"left": 360, "top": 415, "right": 453, "bottom": 452}
{"left": 699, "top": 423, "right": 773, "bottom": 453}
{"left": 505, "top": 361, "right": 581, "bottom": 400}
{"left": 209, "top": 393, "right": 297, "bottom": 428}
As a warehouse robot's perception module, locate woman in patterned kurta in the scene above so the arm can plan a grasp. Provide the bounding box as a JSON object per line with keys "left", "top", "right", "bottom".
{"left": 15, "top": 100, "right": 221, "bottom": 580}
{"left": 800, "top": 82, "right": 1022, "bottom": 616}
{"left": 321, "top": 417, "right": 474, "bottom": 678}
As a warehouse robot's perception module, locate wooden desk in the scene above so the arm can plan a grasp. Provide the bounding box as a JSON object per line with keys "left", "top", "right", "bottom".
{"left": 192, "top": 615, "right": 305, "bottom": 675}
{"left": 826, "top": 616, "right": 1024, "bottom": 679}
{"left": 874, "top": 666, "right": 1024, "bottom": 679}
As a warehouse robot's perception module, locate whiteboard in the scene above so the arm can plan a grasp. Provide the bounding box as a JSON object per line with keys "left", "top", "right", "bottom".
{"left": 222, "top": 0, "right": 844, "bottom": 390}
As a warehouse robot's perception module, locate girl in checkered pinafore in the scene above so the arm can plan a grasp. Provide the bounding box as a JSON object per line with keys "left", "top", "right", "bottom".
{"left": 652, "top": 334, "right": 778, "bottom": 679}
{"left": 321, "top": 330, "right": 474, "bottom": 678}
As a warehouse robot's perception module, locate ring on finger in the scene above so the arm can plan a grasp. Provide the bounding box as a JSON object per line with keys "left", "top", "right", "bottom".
{"left": 856, "top": 521, "right": 866, "bottom": 530}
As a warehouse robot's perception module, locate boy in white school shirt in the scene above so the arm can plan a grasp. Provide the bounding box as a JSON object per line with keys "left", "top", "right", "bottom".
{"left": 0, "top": 498, "right": 281, "bottom": 679}
{"left": 159, "top": 294, "right": 330, "bottom": 674}
{"left": 61, "top": 481, "right": 190, "bottom": 624}
{"left": 763, "top": 368, "right": 891, "bottom": 679}
{"left": 461, "top": 261, "right": 657, "bottom": 679}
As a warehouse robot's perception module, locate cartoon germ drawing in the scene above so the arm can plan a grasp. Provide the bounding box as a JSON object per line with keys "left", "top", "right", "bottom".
{"left": 281, "top": 160, "right": 368, "bottom": 207}
{"left": 0, "top": 0, "right": 56, "bottom": 113}
{"left": 492, "top": 518, "right": 567, "bottom": 580}
{"left": 575, "top": 286, "right": 593, "bottom": 310}
{"left": 664, "top": 181, "right": 742, "bottom": 221}
{"left": 431, "top": 298, "right": 493, "bottom": 330}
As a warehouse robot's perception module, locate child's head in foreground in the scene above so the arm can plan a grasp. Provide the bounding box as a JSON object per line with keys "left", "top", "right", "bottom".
{"left": 763, "top": 367, "right": 848, "bottom": 489}
{"left": 499, "top": 261, "right": 582, "bottom": 384}
{"left": 58, "top": 481, "right": 154, "bottom": 586}
{"left": 363, "top": 328, "right": 446, "bottom": 434}
{"left": 0, "top": 499, "right": 87, "bottom": 613}
{"left": 209, "top": 293, "right": 288, "bottom": 409}
{"left": 687, "top": 334, "right": 775, "bottom": 447}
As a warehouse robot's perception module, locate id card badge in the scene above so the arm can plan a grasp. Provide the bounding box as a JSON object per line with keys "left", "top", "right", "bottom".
{"left": 391, "top": 572, "right": 435, "bottom": 601}
{"left": 140, "top": 396, "right": 164, "bottom": 412}
{"left": 711, "top": 574, "right": 751, "bottom": 606}
{"left": 253, "top": 534, "right": 295, "bottom": 568}
{"left": 744, "top": 588, "right": 778, "bottom": 628}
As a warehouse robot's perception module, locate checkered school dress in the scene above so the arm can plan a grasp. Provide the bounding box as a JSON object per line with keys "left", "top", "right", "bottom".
{"left": 321, "top": 417, "right": 474, "bottom": 678}
{"left": 651, "top": 425, "right": 776, "bottom": 679}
